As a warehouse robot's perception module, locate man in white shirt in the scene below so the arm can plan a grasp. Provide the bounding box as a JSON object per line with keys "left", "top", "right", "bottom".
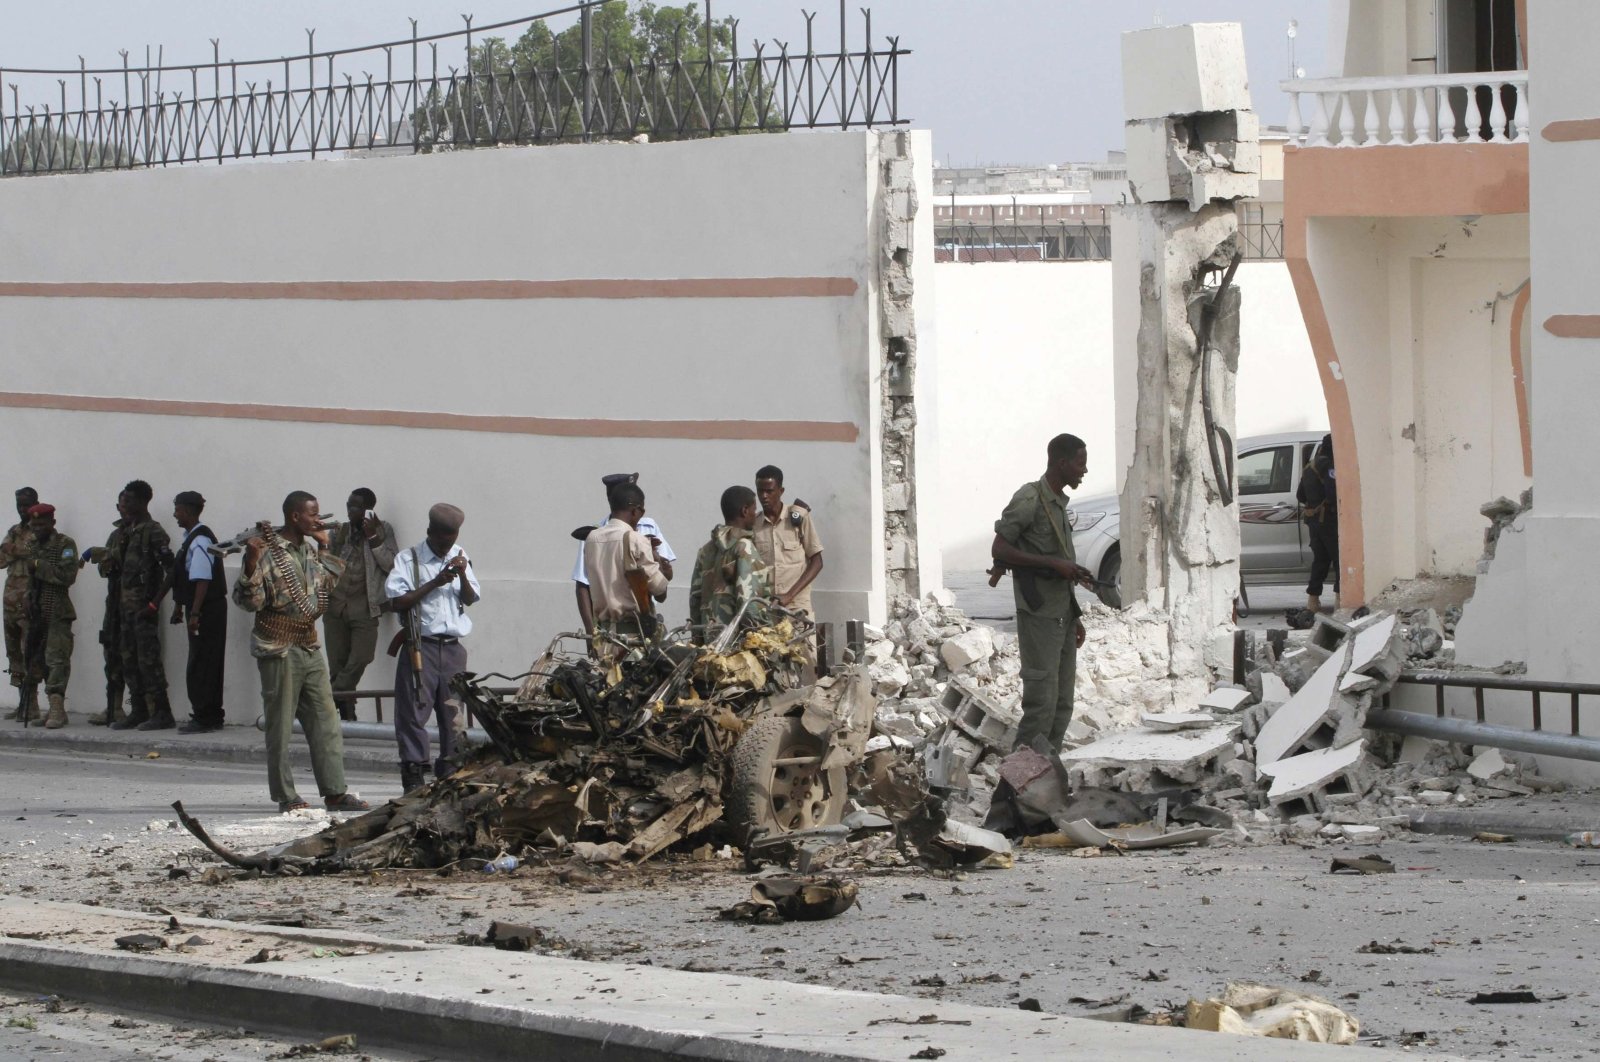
{"left": 383, "top": 503, "right": 481, "bottom": 792}
{"left": 583, "top": 482, "right": 668, "bottom": 654}
{"left": 573, "top": 472, "right": 674, "bottom": 635}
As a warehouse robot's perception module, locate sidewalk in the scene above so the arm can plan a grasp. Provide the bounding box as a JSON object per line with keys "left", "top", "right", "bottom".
{"left": 0, "top": 711, "right": 399, "bottom": 769}
{"left": 0, "top": 898, "right": 1395, "bottom": 1061}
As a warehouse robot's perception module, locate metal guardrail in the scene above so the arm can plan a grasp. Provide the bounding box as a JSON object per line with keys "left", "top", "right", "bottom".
{"left": 1385, "top": 670, "right": 1600, "bottom": 736}
{"left": 0, "top": 0, "right": 909, "bottom": 176}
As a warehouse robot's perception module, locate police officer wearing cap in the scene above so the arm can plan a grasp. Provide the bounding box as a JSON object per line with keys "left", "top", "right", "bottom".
{"left": 169, "top": 491, "right": 227, "bottom": 733}
{"left": 383, "top": 502, "right": 480, "bottom": 792}
{"left": 573, "top": 473, "right": 675, "bottom": 635}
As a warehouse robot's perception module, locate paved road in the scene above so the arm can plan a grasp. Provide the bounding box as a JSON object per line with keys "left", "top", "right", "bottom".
{"left": 2, "top": 747, "right": 1596, "bottom": 1060}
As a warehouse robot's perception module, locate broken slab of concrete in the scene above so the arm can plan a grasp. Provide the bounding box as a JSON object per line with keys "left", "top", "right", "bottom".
{"left": 1061, "top": 722, "right": 1239, "bottom": 787}
{"left": 1198, "top": 687, "right": 1252, "bottom": 712}
{"left": 1259, "top": 740, "right": 1371, "bottom": 810}
{"left": 1253, "top": 645, "right": 1352, "bottom": 766}
{"left": 1467, "top": 747, "right": 1509, "bottom": 783}
{"left": 1056, "top": 818, "right": 1221, "bottom": 850}
{"left": 1141, "top": 711, "right": 1219, "bottom": 731}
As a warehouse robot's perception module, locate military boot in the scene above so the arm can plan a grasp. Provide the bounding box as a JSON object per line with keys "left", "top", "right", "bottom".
{"left": 111, "top": 692, "right": 150, "bottom": 730}
{"left": 88, "top": 686, "right": 125, "bottom": 727}
{"left": 44, "top": 693, "right": 67, "bottom": 729}
{"left": 137, "top": 691, "right": 177, "bottom": 731}
{"left": 399, "top": 762, "right": 428, "bottom": 793}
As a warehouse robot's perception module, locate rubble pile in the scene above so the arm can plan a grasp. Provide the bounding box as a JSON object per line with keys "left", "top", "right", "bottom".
{"left": 1029, "top": 609, "right": 1549, "bottom": 845}
{"left": 867, "top": 593, "right": 1210, "bottom": 745}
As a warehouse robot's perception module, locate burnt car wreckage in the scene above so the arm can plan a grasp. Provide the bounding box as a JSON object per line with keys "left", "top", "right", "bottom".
{"left": 174, "top": 604, "right": 1007, "bottom": 877}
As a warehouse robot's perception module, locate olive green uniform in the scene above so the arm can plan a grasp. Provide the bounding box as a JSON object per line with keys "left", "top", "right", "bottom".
{"left": 995, "top": 477, "right": 1084, "bottom": 752}
{"left": 23, "top": 531, "right": 77, "bottom": 696}
{"left": 92, "top": 521, "right": 127, "bottom": 715}
{"left": 115, "top": 517, "right": 174, "bottom": 724}
{"left": 0, "top": 523, "right": 35, "bottom": 691}
{"left": 688, "top": 526, "right": 772, "bottom": 634}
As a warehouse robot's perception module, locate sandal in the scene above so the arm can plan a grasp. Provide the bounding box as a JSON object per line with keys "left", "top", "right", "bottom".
{"left": 277, "top": 799, "right": 310, "bottom": 813}
{"left": 323, "top": 793, "right": 370, "bottom": 812}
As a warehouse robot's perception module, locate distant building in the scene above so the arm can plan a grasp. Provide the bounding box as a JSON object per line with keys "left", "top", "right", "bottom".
{"left": 932, "top": 136, "right": 1288, "bottom": 263}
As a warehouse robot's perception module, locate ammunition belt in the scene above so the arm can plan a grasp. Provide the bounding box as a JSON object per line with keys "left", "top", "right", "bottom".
{"left": 254, "top": 611, "right": 319, "bottom": 649}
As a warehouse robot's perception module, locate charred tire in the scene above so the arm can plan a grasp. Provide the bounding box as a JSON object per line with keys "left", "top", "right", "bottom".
{"left": 727, "top": 716, "right": 847, "bottom": 841}
{"left": 1096, "top": 547, "right": 1122, "bottom": 609}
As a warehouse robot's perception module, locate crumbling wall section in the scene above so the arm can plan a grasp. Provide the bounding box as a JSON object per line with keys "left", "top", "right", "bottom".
{"left": 877, "top": 130, "right": 921, "bottom": 602}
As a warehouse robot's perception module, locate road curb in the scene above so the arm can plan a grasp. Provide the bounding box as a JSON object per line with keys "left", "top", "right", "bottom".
{"left": 0, "top": 901, "right": 1356, "bottom": 1062}
{"left": 0, "top": 720, "right": 398, "bottom": 770}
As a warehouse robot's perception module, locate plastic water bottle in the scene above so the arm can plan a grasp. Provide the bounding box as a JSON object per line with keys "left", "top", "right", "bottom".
{"left": 1568, "top": 832, "right": 1600, "bottom": 848}
{"left": 482, "top": 854, "right": 519, "bottom": 873}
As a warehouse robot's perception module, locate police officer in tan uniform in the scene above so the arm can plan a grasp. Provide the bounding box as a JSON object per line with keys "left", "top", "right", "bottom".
{"left": 752, "top": 465, "right": 824, "bottom": 617}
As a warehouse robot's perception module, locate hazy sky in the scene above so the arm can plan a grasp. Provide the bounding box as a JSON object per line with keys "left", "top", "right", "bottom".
{"left": 4, "top": 0, "right": 1328, "bottom": 164}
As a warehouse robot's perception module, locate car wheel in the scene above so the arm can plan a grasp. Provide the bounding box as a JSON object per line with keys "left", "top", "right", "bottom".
{"left": 1096, "top": 548, "right": 1122, "bottom": 609}
{"left": 727, "top": 716, "right": 847, "bottom": 843}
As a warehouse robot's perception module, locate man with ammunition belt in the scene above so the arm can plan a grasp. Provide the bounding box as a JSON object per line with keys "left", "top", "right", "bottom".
{"left": 232, "top": 491, "right": 368, "bottom": 813}
{"left": 20, "top": 504, "right": 77, "bottom": 728}
{"left": 991, "top": 434, "right": 1094, "bottom": 753}
{"left": 108, "top": 480, "right": 177, "bottom": 732}
{"left": 383, "top": 503, "right": 479, "bottom": 793}
{"left": 81, "top": 494, "right": 129, "bottom": 726}
{"left": 325, "top": 488, "right": 398, "bottom": 721}
{"left": 169, "top": 491, "right": 227, "bottom": 733}
{"left": 1, "top": 487, "right": 39, "bottom": 721}
{"left": 582, "top": 483, "right": 667, "bottom": 658}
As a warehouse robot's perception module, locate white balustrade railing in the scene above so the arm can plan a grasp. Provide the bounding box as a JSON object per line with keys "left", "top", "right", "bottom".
{"left": 1281, "top": 71, "right": 1529, "bottom": 147}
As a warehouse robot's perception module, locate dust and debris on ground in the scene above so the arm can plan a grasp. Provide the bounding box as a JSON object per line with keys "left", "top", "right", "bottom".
{"left": 9, "top": 589, "right": 1600, "bottom": 1059}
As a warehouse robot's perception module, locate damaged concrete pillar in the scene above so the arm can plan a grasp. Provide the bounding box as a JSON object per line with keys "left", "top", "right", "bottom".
{"left": 1113, "top": 23, "right": 1259, "bottom": 678}
{"left": 877, "top": 130, "right": 921, "bottom": 602}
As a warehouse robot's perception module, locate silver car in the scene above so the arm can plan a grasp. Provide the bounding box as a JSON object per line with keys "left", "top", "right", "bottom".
{"left": 1067, "top": 430, "right": 1329, "bottom": 608}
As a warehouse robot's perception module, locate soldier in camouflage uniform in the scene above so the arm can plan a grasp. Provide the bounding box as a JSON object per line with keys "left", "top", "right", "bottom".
{"left": 109, "top": 480, "right": 176, "bottom": 731}
{"left": 21, "top": 504, "right": 77, "bottom": 729}
{"left": 80, "top": 493, "right": 129, "bottom": 726}
{"left": 688, "top": 485, "right": 773, "bottom": 636}
{"left": 1, "top": 487, "right": 40, "bottom": 721}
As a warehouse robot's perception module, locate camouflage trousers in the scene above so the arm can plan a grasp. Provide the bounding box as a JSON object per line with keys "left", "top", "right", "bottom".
{"left": 23, "top": 616, "right": 72, "bottom": 696}
{"left": 118, "top": 605, "right": 171, "bottom": 716}
{"left": 3, "top": 599, "right": 23, "bottom": 689}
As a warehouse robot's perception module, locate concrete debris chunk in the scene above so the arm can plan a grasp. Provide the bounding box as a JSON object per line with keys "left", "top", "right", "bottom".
{"left": 1140, "top": 711, "right": 1218, "bottom": 731}
{"left": 1259, "top": 740, "right": 1371, "bottom": 810}
{"left": 938, "top": 627, "right": 995, "bottom": 671}
{"left": 1467, "top": 748, "right": 1509, "bottom": 782}
{"left": 1057, "top": 818, "right": 1220, "bottom": 850}
{"left": 1198, "top": 686, "right": 1252, "bottom": 712}
{"left": 1253, "top": 647, "right": 1352, "bottom": 766}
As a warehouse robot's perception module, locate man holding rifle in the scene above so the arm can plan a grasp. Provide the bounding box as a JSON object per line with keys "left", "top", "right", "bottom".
{"left": 383, "top": 503, "right": 479, "bottom": 793}
{"left": 233, "top": 491, "right": 367, "bottom": 813}
{"left": 991, "top": 433, "right": 1094, "bottom": 753}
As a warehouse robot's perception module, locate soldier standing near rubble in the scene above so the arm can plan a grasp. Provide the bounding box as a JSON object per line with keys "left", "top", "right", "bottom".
{"left": 21, "top": 503, "right": 77, "bottom": 729}
{"left": 991, "top": 434, "right": 1095, "bottom": 752}
{"left": 1, "top": 487, "right": 39, "bottom": 721}
{"left": 1298, "top": 434, "right": 1339, "bottom": 613}
{"left": 80, "top": 493, "right": 129, "bottom": 725}
{"left": 583, "top": 483, "right": 668, "bottom": 652}
{"left": 233, "top": 491, "right": 368, "bottom": 814}
{"left": 383, "top": 503, "right": 480, "bottom": 792}
{"left": 325, "top": 488, "right": 399, "bottom": 721}
{"left": 688, "top": 486, "right": 773, "bottom": 635}
{"left": 109, "top": 480, "right": 177, "bottom": 732}
{"left": 574, "top": 473, "right": 675, "bottom": 636}
{"left": 753, "top": 465, "right": 824, "bottom": 617}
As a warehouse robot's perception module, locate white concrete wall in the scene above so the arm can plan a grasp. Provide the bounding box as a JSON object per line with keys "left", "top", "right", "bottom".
{"left": 0, "top": 132, "right": 929, "bottom": 722}
{"left": 1306, "top": 214, "right": 1530, "bottom": 592}
{"left": 1453, "top": 0, "right": 1600, "bottom": 781}
{"left": 934, "top": 259, "right": 1324, "bottom": 570}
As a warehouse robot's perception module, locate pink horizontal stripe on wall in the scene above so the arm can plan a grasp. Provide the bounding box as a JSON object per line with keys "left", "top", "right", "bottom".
{"left": 0, "top": 391, "right": 860, "bottom": 443}
{"left": 1544, "top": 315, "right": 1600, "bottom": 339}
{"left": 0, "top": 277, "right": 859, "bottom": 301}
{"left": 1542, "top": 118, "right": 1600, "bottom": 143}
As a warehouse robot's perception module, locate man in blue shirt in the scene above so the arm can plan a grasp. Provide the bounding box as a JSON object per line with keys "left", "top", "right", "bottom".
{"left": 384, "top": 502, "right": 481, "bottom": 792}
{"left": 170, "top": 491, "right": 227, "bottom": 733}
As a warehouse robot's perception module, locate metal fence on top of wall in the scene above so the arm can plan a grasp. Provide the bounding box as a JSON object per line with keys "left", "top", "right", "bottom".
{"left": 934, "top": 203, "right": 1284, "bottom": 263}
{"left": 0, "top": 0, "right": 909, "bottom": 176}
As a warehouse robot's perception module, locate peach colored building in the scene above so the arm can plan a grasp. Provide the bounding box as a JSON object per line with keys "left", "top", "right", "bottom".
{"left": 1282, "top": 0, "right": 1531, "bottom": 608}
